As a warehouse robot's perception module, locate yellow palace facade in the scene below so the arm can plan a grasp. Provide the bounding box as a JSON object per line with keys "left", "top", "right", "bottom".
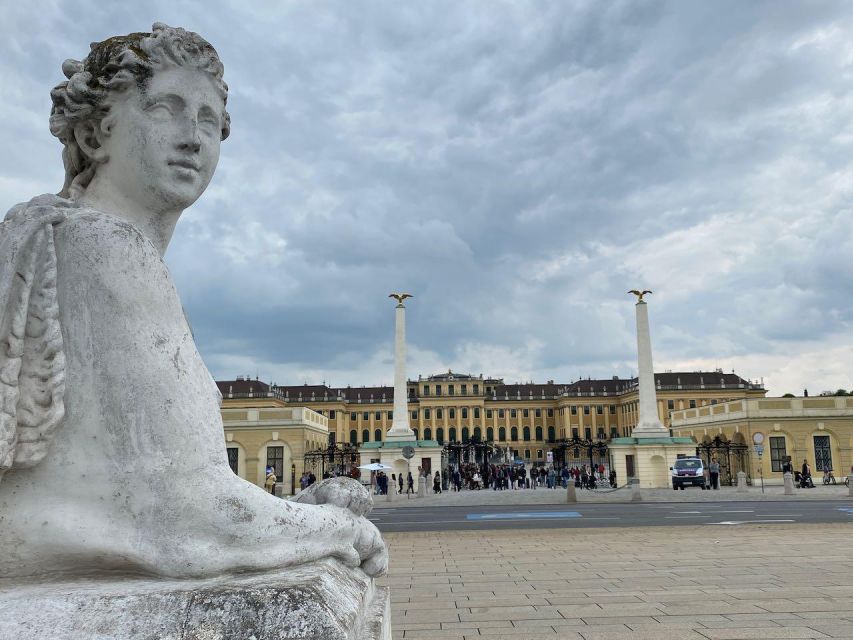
{"left": 218, "top": 369, "right": 767, "bottom": 472}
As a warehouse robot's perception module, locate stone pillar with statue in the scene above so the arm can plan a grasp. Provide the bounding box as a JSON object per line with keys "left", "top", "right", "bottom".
{"left": 0, "top": 24, "right": 390, "bottom": 638}
{"left": 608, "top": 290, "right": 696, "bottom": 489}
{"left": 359, "top": 294, "right": 442, "bottom": 488}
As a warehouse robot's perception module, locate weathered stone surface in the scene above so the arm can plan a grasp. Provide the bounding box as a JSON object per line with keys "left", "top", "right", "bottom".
{"left": 0, "top": 560, "right": 390, "bottom": 640}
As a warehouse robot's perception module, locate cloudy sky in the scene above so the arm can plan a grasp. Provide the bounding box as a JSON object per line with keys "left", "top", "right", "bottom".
{"left": 2, "top": 1, "right": 852, "bottom": 396}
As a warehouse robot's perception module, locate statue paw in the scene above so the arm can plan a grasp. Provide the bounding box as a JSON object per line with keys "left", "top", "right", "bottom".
{"left": 290, "top": 477, "right": 372, "bottom": 517}
{"left": 356, "top": 519, "right": 388, "bottom": 577}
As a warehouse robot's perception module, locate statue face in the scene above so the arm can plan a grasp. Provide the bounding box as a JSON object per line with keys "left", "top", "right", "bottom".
{"left": 95, "top": 65, "right": 224, "bottom": 212}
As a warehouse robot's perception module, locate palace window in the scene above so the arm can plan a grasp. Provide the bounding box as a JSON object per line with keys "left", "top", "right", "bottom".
{"left": 387, "top": 411, "right": 393, "bottom": 419}
{"left": 461, "top": 384, "right": 467, "bottom": 395}
{"left": 535, "top": 426, "right": 543, "bottom": 440}
{"left": 412, "top": 428, "right": 418, "bottom": 439}
{"left": 350, "top": 412, "right": 356, "bottom": 421}
{"left": 329, "top": 410, "right": 336, "bottom": 419}
{"left": 571, "top": 406, "right": 577, "bottom": 415}
{"left": 473, "top": 384, "right": 479, "bottom": 394}
{"left": 449, "top": 408, "right": 456, "bottom": 419}
{"left": 487, "top": 409, "right": 493, "bottom": 418}
{"left": 462, "top": 408, "right": 468, "bottom": 419}
{"left": 596, "top": 405, "right": 603, "bottom": 415}
{"left": 523, "top": 409, "right": 529, "bottom": 418}
{"left": 548, "top": 426, "right": 556, "bottom": 442}
{"left": 363, "top": 412, "right": 369, "bottom": 420}
{"left": 349, "top": 429, "right": 357, "bottom": 445}
{"left": 436, "top": 428, "right": 444, "bottom": 443}
{"left": 474, "top": 426, "right": 482, "bottom": 440}
{"left": 487, "top": 427, "right": 494, "bottom": 440}
{"left": 374, "top": 429, "right": 382, "bottom": 442}
{"left": 584, "top": 427, "right": 592, "bottom": 439}
{"left": 375, "top": 411, "right": 380, "bottom": 420}
{"left": 511, "top": 409, "right": 517, "bottom": 418}
{"left": 448, "top": 384, "right": 455, "bottom": 395}
{"left": 499, "top": 409, "right": 505, "bottom": 418}
{"left": 411, "top": 410, "right": 418, "bottom": 419}
{"left": 769, "top": 436, "right": 786, "bottom": 472}
{"left": 523, "top": 427, "right": 531, "bottom": 441}
{"left": 572, "top": 427, "right": 579, "bottom": 438}
{"left": 524, "top": 449, "right": 530, "bottom": 459}
{"left": 814, "top": 435, "right": 832, "bottom": 471}
{"left": 511, "top": 427, "right": 518, "bottom": 441}
{"left": 584, "top": 406, "right": 590, "bottom": 415}
{"left": 449, "top": 427, "right": 457, "bottom": 441}
{"left": 462, "top": 427, "right": 470, "bottom": 441}
{"left": 547, "top": 408, "right": 554, "bottom": 417}
{"left": 689, "top": 399, "right": 697, "bottom": 409}
{"left": 474, "top": 407, "right": 480, "bottom": 419}
{"left": 266, "top": 446, "right": 283, "bottom": 484}
{"left": 537, "top": 449, "right": 543, "bottom": 459}
{"left": 227, "top": 447, "right": 239, "bottom": 475}
{"left": 437, "top": 408, "right": 443, "bottom": 419}
{"left": 667, "top": 400, "right": 674, "bottom": 410}
{"left": 597, "top": 428, "right": 605, "bottom": 440}
{"left": 535, "top": 408, "right": 541, "bottom": 417}
{"left": 424, "top": 408, "right": 431, "bottom": 419}
{"left": 499, "top": 427, "right": 506, "bottom": 441}
{"left": 610, "top": 427, "right": 618, "bottom": 438}
{"left": 609, "top": 405, "right": 616, "bottom": 414}
{"left": 424, "top": 428, "right": 432, "bottom": 440}
{"left": 423, "top": 385, "right": 429, "bottom": 395}
{"left": 362, "top": 429, "right": 370, "bottom": 442}
{"left": 435, "top": 384, "right": 441, "bottom": 395}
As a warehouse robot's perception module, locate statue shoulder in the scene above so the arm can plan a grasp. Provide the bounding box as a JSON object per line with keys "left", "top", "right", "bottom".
{"left": 3, "top": 193, "right": 78, "bottom": 224}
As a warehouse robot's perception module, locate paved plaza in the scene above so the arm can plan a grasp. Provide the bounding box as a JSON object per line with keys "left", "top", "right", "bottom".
{"left": 380, "top": 524, "right": 853, "bottom": 639}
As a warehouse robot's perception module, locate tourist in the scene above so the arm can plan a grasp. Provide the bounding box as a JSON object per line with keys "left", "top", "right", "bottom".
{"left": 264, "top": 466, "right": 277, "bottom": 495}
{"left": 800, "top": 459, "right": 814, "bottom": 488}
{"left": 561, "top": 466, "right": 570, "bottom": 488}
{"left": 709, "top": 457, "right": 720, "bottom": 490}
{"left": 407, "top": 471, "right": 415, "bottom": 494}
{"left": 547, "top": 466, "right": 556, "bottom": 489}
{"left": 433, "top": 471, "right": 442, "bottom": 494}
{"left": 398, "top": 472, "right": 404, "bottom": 494}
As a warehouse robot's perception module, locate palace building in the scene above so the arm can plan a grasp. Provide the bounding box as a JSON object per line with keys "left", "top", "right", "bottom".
{"left": 217, "top": 370, "right": 767, "bottom": 489}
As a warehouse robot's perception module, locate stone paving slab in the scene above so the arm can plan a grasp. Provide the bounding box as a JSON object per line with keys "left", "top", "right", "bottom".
{"left": 380, "top": 524, "right": 853, "bottom": 639}
{"left": 380, "top": 484, "right": 850, "bottom": 508}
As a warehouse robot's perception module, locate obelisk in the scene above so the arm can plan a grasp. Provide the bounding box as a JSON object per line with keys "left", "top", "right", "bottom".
{"left": 386, "top": 293, "right": 416, "bottom": 441}
{"left": 630, "top": 292, "right": 669, "bottom": 438}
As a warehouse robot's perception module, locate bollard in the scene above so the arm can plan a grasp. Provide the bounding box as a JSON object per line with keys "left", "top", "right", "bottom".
{"left": 630, "top": 478, "right": 642, "bottom": 502}
{"left": 736, "top": 471, "right": 748, "bottom": 493}
{"left": 385, "top": 487, "right": 394, "bottom": 502}
{"left": 417, "top": 476, "right": 427, "bottom": 498}
{"left": 783, "top": 472, "right": 795, "bottom": 495}
{"left": 566, "top": 482, "right": 577, "bottom": 504}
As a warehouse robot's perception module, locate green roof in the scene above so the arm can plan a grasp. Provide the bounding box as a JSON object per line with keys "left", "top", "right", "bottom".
{"left": 359, "top": 440, "right": 441, "bottom": 449}
{"left": 610, "top": 437, "right": 696, "bottom": 445}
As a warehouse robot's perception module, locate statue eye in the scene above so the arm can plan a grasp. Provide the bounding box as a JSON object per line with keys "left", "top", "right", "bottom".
{"left": 146, "top": 102, "right": 174, "bottom": 116}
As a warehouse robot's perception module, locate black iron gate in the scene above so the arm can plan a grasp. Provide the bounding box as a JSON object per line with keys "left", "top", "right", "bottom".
{"left": 696, "top": 435, "right": 750, "bottom": 486}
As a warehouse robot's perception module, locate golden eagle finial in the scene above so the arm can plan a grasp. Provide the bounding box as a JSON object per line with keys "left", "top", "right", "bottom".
{"left": 628, "top": 289, "right": 653, "bottom": 302}
{"left": 389, "top": 292, "right": 413, "bottom": 306}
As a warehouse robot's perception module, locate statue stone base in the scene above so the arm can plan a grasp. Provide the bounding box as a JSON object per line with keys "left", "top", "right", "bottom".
{"left": 0, "top": 559, "right": 390, "bottom": 640}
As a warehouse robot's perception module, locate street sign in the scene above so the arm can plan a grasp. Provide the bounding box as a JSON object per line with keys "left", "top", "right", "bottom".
{"left": 754, "top": 444, "right": 764, "bottom": 457}
{"left": 546, "top": 451, "right": 553, "bottom": 463}
{"left": 752, "top": 432, "right": 764, "bottom": 445}
{"left": 402, "top": 446, "right": 415, "bottom": 459}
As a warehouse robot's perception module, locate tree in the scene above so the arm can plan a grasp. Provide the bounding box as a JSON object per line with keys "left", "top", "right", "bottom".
{"left": 782, "top": 393, "right": 795, "bottom": 398}
{"left": 835, "top": 389, "right": 848, "bottom": 396}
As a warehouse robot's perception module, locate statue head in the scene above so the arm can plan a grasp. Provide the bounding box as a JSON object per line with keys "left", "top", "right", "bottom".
{"left": 49, "top": 23, "right": 230, "bottom": 210}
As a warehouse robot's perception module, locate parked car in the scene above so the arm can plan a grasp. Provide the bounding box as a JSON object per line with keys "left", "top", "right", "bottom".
{"left": 670, "top": 457, "right": 707, "bottom": 490}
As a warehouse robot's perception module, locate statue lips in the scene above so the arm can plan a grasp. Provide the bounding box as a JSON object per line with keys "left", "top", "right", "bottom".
{"left": 168, "top": 158, "right": 201, "bottom": 174}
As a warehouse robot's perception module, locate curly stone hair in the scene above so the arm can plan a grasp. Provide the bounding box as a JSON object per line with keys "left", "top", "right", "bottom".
{"left": 49, "top": 22, "right": 231, "bottom": 200}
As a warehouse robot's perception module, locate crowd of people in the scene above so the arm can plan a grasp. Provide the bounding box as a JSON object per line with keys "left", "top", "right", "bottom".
{"left": 441, "top": 462, "right": 616, "bottom": 492}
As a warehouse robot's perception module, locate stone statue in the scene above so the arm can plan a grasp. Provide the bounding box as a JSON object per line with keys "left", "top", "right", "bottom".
{"left": 0, "top": 23, "right": 387, "bottom": 584}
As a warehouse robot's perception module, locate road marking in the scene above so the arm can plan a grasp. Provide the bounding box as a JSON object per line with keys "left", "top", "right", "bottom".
{"left": 466, "top": 511, "right": 582, "bottom": 520}
{"left": 837, "top": 507, "right": 853, "bottom": 514}
{"left": 706, "top": 520, "right": 795, "bottom": 525}
{"left": 709, "top": 510, "right": 754, "bottom": 513}
{"left": 674, "top": 511, "right": 703, "bottom": 514}
{"left": 666, "top": 515, "right": 710, "bottom": 518}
